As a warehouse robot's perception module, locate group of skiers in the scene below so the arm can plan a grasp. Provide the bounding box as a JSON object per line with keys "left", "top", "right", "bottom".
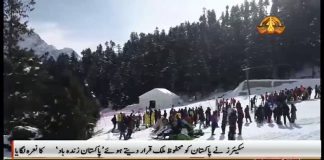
{"left": 111, "top": 112, "right": 142, "bottom": 140}
{"left": 111, "top": 84, "right": 319, "bottom": 140}
{"left": 219, "top": 100, "right": 250, "bottom": 140}
{"left": 253, "top": 85, "right": 318, "bottom": 126}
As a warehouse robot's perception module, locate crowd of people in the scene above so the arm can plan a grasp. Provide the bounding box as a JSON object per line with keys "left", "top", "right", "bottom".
{"left": 111, "top": 84, "right": 320, "bottom": 140}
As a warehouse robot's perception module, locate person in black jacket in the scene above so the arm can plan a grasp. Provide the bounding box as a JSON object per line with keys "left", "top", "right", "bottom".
{"left": 205, "top": 107, "right": 211, "bottom": 127}
{"left": 264, "top": 102, "right": 272, "bottom": 123}
{"left": 290, "top": 103, "right": 297, "bottom": 123}
{"left": 314, "top": 85, "right": 319, "bottom": 99}
{"left": 163, "top": 110, "right": 167, "bottom": 119}
{"left": 228, "top": 110, "right": 237, "bottom": 140}
{"left": 111, "top": 115, "right": 117, "bottom": 132}
{"left": 237, "top": 107, "right": 244, "bottom": 135}
{"left": 221, "top": 107, "right": 228, "bottom": 134}
{"left": 244, "top": 105, "right": 252, "bottom": 123}
{"left": 119, "top": 115, "right": 127, "bottom": 140}
{"left": 282, "top": 102, "right": 291, "bottom": 125}
{"left": 307, "top": 86, "right": 313, "bottom": 99}
{"left": 275, "top": 105, "right": 283, "bottom": 125}
{"left": 255, "top": 105, "right": 261, "bottom": 123}
{"left": 198, "top": 106, "right": 205, "bottom": 129}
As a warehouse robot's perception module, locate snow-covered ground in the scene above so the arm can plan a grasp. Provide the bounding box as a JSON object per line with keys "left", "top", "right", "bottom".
{"left": 89, "top": 78, "right": 320, "bottom": 141}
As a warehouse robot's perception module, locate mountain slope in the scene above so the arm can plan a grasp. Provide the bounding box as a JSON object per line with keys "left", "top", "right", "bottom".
{"left": 89, "top": 78, "right": 320, "bottom": 140}
{"left": 17, "top": 32, "right": 80, "bottom": 60}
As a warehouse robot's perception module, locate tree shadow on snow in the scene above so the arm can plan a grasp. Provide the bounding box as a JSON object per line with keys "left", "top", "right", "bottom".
{"left": 219, "top": 134, "right": 225, "bottom": 140}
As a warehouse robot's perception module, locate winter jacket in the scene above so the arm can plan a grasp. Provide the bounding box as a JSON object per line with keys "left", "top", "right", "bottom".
{"left": 151, "top": 112, "right": 155, "bottom": 125}
{"left": 211, "top": 114, "right": 218, "bottom": 127}
{"left": 282, "top": 103, "right": 290, "bottom": 115}
{"left": 119, "top": 121, "right": 127, "bottom": 132}
{"left": 237, "top": 109, "right": 244, "bottom": 124}
{"left": 228, "top": 111, "right": 237, "bottom": 126}
{"left": 117, "top": 113, "right": 122, "bottom": 122}
{"left": 291, "top": 104, "right": 297, "bottom": 120}
{"left": 244, "top": 107, "right": 250, "bottom": 118}
{"left": 144, "top": 113, "right": 150, "bottom": 125}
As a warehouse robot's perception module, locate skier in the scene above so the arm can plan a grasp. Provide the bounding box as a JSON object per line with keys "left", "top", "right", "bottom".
{"left": 211, "top": 111, "right": 218, "bottom": 136}
{"left": 193, "top": 107, "right": 198, "bottom": 126}
{"left": 255, "top": 105, "right": 263, "bottom": 124}
{"left": 125, "top": 116, "right": 132, "bottom": 140}
{"left": 153, "top": 109, "right": 158, "bottom": 123}
{"left": 198, "top": 107, "right": 205, "bottom": 129}
{"left": 290, "top": 103, "right": 297, "bottom": 123}
{"left": 221, "top": 106, "right": 228, "bottom": 134}
{"left": 276, "top": 105, "right": 283, "bottom": 125}
{"left": 237, "top": 107, "right": 244, "bottom": 135}
{"left": 318, "top": 85, "right": 321, "bottom": 98}
{"left": 205, "top": 107, "right": 211, "bottom": 127}
{"left": 244, "top": 105, "right": 252, "bottom": 123}
{"left": 250, "top": 98, "right": 255, "bottom": 112}
{"left": 264, "top": 102, "right": 272, "bottom": 123}
{"left": 111, "top": 115, "right": 117, "bottom": 132}
{"left": 228, "top": 110, "right": 237, "bottom": 140}
{"left": 150, "top": 111, "right": 155, "bottom": 126}
{"left": 300, "top": 85, "right": 305, "bottom": 95}
{"left": 307, "top": 86, "right": 313, "bottom": 99}
{"left": 144, "top": 111, "right": 150, "bottom": 128}
{"left": 314, "top": 85, "right": 319, "bottom": 99}
{"left": 117, "top": 112, "right": 122, "bottom": 130}
{"left": 163, "top": 110, "right": 167, "bottom": 119}
{"left": 119, "top": 115, "right": 127, "bottom": 140}
{"left": 261, "top": 94, "right": 265, "bottom": 105}
{"left": 282, "top": 102, "right": 291, "bottom": 125}
{"left": 135, "top": 113, "right": 141, "bottom": 131}
{"left": 236, "top": 101, "right": 242, "bottom": 110}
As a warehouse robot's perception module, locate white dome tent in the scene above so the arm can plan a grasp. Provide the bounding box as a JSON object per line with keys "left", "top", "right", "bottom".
{"left": 139, "top": 88, "right": 181, "bottom": 110}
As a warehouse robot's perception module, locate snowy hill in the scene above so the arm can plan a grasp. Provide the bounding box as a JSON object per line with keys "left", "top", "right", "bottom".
{"left": 17, "top": 32, "right": 80, "bottom": 60}
{"left": 89, "top": 78, "right": 320, "bottom": 141}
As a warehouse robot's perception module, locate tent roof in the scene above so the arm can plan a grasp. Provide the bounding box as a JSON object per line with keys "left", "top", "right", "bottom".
{"left": 139, "top": 88, "right": 179, "bottom": 98}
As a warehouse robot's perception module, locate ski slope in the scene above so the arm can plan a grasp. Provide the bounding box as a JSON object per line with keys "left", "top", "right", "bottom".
{"left": 89, "top": 78, "right": 320, "bottom": 141}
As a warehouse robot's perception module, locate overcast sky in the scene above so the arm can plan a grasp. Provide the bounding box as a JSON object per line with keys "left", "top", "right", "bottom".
{"left": 29, "top": 0, "right": 250, "bottom": 54}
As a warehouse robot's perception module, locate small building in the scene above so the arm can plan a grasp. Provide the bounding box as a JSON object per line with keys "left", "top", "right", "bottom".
{"left": 139, "top": 88, "right": 181, "bottom": 110}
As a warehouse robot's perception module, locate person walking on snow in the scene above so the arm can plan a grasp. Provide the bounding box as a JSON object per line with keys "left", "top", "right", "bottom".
{"left": 119, "top": 115, "right": 127, "bottom": 140}
{"left": 244, "top": 105, "right": 252, "bottom": 123}
{"left": 290, "top": 103, "right": 297, "bottom": 123}
{"left": 237, "top": 107, "right": 244, "bottom": 135}
{"left": 307, "top": 86, "right": 313, "bottom": 100}
{"left": 111, "top": 115, "right": 117, "bottom": 132}
{"left": 117, "top": 112, "right": 122, "bottom": 130}
{"left": 314, "top": 85, "right": 319, "bottom": 99}
{"left": 228, "top": 110, "right": 237, "bottom": 140}
{"left": 221, "top": 107, "right": 228, "bottom": 134}
{"left": 282, "top": 102, "right": 291, "bottom": 125}
{"left": 211, "top": 111, "right": 218, "bottom": 136}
